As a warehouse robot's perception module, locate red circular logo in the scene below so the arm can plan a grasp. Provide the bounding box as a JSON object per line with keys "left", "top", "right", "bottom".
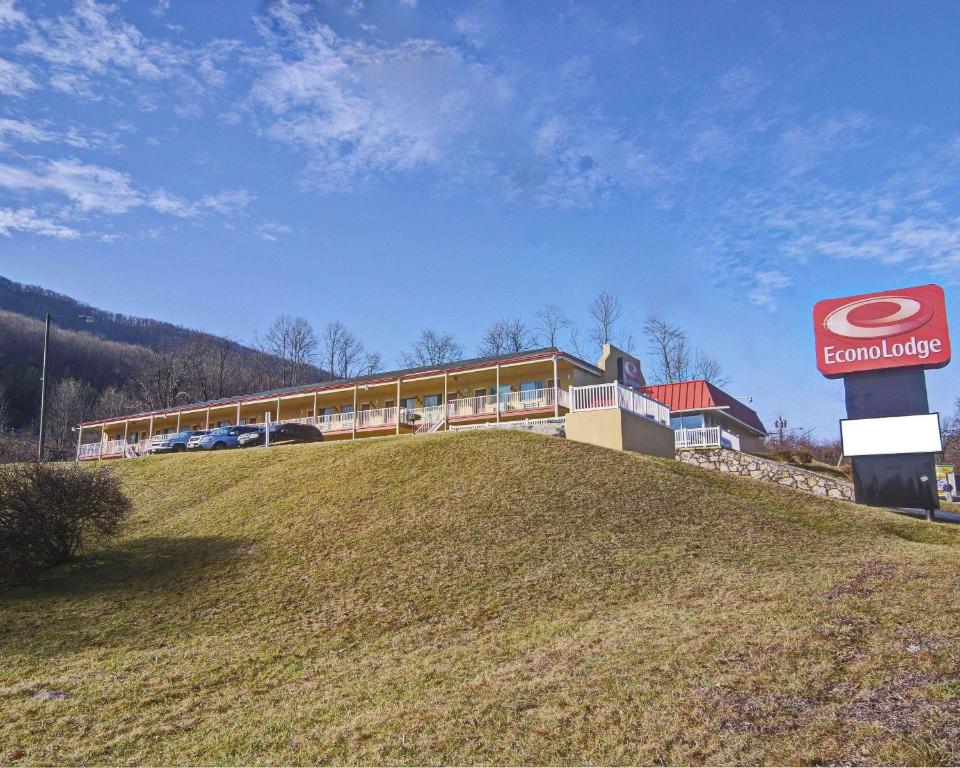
{"left": 823, "top": 295, "right": 934, "bottom": 339}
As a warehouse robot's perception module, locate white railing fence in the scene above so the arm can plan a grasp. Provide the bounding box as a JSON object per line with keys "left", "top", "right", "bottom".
{"left": 568, "top": 382, "right": 670, "bottom": 425}
{"left": 674, "top": 427, "right": 741, "bottom": 451}
{"left": 449, "top": 417, "right": 565, "bottom": 433}
{"left": 675, "top": 426, "right": 720, "bottom": 449}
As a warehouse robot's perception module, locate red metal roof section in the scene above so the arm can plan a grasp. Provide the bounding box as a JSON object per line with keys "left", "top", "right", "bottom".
{"left": 641, "top": 380, "right": 767, "bottom": 435}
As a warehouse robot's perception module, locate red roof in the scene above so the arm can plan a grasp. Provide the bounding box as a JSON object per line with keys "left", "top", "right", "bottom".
{"left": 641, "top": 380, "right": 767, "bottom": 436}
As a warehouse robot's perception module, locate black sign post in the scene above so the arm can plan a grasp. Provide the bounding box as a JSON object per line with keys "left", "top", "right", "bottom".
{"left": 843, "top": 369, "right": 939, "bottom": 517}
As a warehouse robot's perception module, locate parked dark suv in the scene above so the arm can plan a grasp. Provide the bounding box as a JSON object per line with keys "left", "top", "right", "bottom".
{"left": 238, "top": 422, "right": 324, "bottom": 448}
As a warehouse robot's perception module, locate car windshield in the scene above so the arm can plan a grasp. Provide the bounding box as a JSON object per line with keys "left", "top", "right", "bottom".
{"left": 210, "top": 428, "right": 231, "bottom": 435}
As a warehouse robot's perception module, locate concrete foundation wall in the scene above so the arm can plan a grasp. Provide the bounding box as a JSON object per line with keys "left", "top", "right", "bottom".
{"left": 566, "top": 408, "right": 675, "bottom": 458}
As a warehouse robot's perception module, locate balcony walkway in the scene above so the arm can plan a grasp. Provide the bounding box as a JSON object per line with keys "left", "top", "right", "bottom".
{"left": 78, "top": 383, "right": 671, "bottom": 460}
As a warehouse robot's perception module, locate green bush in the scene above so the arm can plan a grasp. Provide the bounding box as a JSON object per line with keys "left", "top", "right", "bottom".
{"left": 0, "top": 462, "right": 131, "bottom": 584}
{"left": 794, "top": 449, "right": 813, "bottom": 465}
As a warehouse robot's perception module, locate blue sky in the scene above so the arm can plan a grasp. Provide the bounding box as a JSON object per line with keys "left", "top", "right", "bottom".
{"left": 1, "top": 0, "right": 959, "bottom": 437}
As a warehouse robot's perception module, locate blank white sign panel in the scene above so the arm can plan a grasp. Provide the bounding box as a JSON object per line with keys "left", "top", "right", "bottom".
{"left": 841, "top": 413, "right": 942, "bottom": 457}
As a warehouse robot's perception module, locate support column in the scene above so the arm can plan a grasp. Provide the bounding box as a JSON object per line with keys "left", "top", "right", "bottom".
{"left": 148, "top": 414, "right": 154, "bottom": 439}
{"left": 276, "top": 397, "right": 281, "bottom": 423}
{"left": 176, "top": 411, "right": 181, "bottom": 432}
{"left": 396, "top": 378, "right": 401, "bottom": 435}
{"left": 495, "top": 364, "right": 501, "bottom": 423}
{"left": 313, "top": 391, "right": 318, "bottom": 420}
{"left": 99, "top": 424, "right": 105, "bottom": 463}
{"left": 205, "top": 408, "right": 210, "bottom": 429}
{"left": 75, "top": 425, "right": 82, "bottom": 462}
{"left": 352, "top": 386, "right": 358, "bottom": 439}
{"left": 236, "top": 403, "right": 241, "bottom": 425}
{"left": 443, "top": 372, "right": 449, "bottom": 431}
{"left": 123, "top": 420, "right": 129, "bottom": 444}
{"left": 553, "top": 355, "right": 559, "bottom": 417}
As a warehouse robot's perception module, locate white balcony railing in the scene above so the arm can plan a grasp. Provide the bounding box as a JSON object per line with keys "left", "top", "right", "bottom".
{"left": 568, "top": 382, "right": 670, "bottom": 425}
{"left": 446, "top": 387, "right": 559, "bottom": 419}
{"left": 675, "top": 427, "right": 741, "bottom": 451}
{"left": 447, "top": 393, "right": 498, "bottom": 419}
{"left": 78, "top": 442, "right": 102, "bottom": 459}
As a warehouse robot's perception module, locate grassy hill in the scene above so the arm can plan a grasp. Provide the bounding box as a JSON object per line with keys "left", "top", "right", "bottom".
{"left": 2, "top": 432, "right": 960, "bottom": 765}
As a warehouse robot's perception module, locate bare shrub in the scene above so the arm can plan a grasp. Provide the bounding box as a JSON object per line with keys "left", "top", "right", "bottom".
{"left": 0, "top": 462, "right": 131, "bottom": 583}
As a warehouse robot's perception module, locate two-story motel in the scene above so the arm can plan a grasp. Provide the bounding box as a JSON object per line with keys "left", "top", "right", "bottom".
{"left": 76, "top": 344, "right": 766, "bottom": 460}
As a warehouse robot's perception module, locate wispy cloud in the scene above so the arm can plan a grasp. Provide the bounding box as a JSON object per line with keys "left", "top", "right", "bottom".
{"left": 0, "top": 207, "right": 80, "bottom": 239}
{"left": 256, "top": 221, "right": 291, "bottom": 241}
{"left": 0, "top": 158, "right": 142, "bottom": 213}
{"left": 246, "top": 6, "right": 507, "bottom": 190}
{"left": 748, "top": 270, "right": 791, "bottom": 310}
{"left": 0, "top": 56, "right": 36, "bottom": 96}
{"left": 717, "top": 64, "right": 767, "bottom": 108}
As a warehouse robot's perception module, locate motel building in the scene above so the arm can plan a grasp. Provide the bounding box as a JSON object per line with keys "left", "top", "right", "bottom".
{"left": 76, "top": 345, "right": 766, "bottom": 460}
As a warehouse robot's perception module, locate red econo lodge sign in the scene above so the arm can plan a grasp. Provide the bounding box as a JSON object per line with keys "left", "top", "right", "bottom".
{"left": 813, "top": 284, "right": 951, "bottom": 378}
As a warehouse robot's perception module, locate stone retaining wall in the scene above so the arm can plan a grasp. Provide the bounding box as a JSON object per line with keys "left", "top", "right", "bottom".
{"left": 676, "top": 447, "right": 855, "bottom": 501}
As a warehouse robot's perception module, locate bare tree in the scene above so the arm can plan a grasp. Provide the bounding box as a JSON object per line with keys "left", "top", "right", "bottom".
{"left": 133, "top": 345, "right": 188, "bottom": 410}
{"left": 94, "top": 386, "right": 139, "bottom": 422}
{"left": 400, "top": 330, "right": 463, "bottom": 368}
{"left": 568, "top": 327, "right": 590, "bottom": 361}
{"left": 644, "top": 316, "right": 688, "bottom": 383}
{"left": 263, "top": 315, "right": 316, "bottom": 387}
{"left": 693, "top": 349, "right": 727, "bottom": 386}
{"left": 287, "top": 317, "right": 317, "bottom": 386}
{"left": 588, "top": 292, "right": 623, "bottom": 347}
{"left": 535, "top": 304, "right": 570, "bottom": 348}
{"left": 321, "top": 321, "right": 381, "bottom": 380}
{"left": 644, "top": 315, "right": 727, "bottom": 386}
{"left": 478, "top": 318, "right": 535, "bottom": 357}
{"left": 46, "top": 378, "right": 94, "bottom": 459}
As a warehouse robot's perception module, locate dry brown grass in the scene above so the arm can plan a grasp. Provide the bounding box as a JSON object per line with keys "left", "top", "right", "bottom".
{"left": 2, "top": 431, "right": 960, "bottom": 765}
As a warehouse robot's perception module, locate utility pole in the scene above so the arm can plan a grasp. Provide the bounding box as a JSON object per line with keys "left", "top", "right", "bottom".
{"left": 774, "top": 416, "right": 787, "bottom": 444}
{"left": 37, "top": 313, "right": 94, "bottom": 462}
{"left": 37, "top": 313, "right": 51, "bottom": 462}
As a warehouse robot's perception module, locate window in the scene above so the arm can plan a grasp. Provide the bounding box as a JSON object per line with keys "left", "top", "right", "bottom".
{"left": 424, "top": 394, "right": 442, "bottom": 408}
{"left": 248, "top": 417, "right": 258, "bottom": 425}
{"left": 341, "top": 405, "right": 354, "bottom": 415}
{"left": 671, "top": 414, "right": 704, "bottom": 430}
{"left": 401, "top": 397, "right": 417, "bottom": 411}
{"left": 320, "top": 407, "right": 335, "bottom": 417}
{"left": 520, "top": 380, "right": 544, "bottom": 401}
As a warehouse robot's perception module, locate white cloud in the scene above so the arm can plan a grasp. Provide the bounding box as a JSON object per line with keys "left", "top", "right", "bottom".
{"left": 256, "top": 221, "right": 292, "bottom": 241}
{"left": 0, "top": 117, "right": 53, "bottom": 147}
{"left": 0, "top": 207, "right": 79, "bottom": 239}
{"left": 199, "top": 188, "right": 255, "bottom": 215}
{"left": 748, "top": 270, "right": 791, "bottom": 310}
{"left": 0, "top": 158, "right": 142, "bottom": 213}
{"left": 0, "top": 56, "right": 36, "bottom": 96}
{"left": 777, "top": 113, "right": 871, "bottom": 177}
{"left": 150, "top": 0, "right": 170, "bottom": 18}
{"left": 247, "top": 9, "right": 506, "bottom": 190}
{"left": 17, "top": 0, "right": 180, "bottom": 80}
{"left": 0, "top": 0, "right": 27, "bottom": 28}
{"left": 717, "top": 64, "right": 767, "bottom": 107}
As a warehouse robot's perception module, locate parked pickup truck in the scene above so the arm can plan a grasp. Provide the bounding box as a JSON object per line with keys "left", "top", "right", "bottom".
{"left": 149, "top": 430, "right": 208, "bottom": 454}
{"left": 187, "top": 425, "right": 261, "bottom": 451}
